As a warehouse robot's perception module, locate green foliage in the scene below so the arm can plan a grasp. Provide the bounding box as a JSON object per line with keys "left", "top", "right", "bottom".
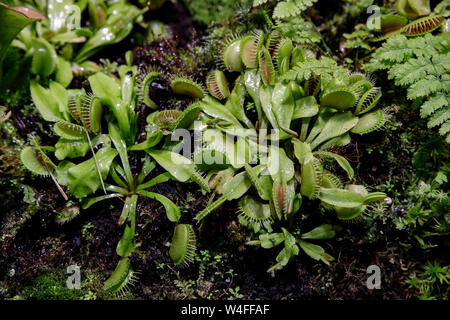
{"left": 169, "top": 224, "right": 197, "bottom": 267}
{"left": 274, "top": 15, "right": 321, "bottom": 44}
{"left": 0, "top": 2, "right": 44, "bottom": 78}
{"left": 7, "top": 0, "right": 448, "bottom": 300}
{"left": 194, "top": 29, "right": 388, "bottom": 271}
{"left": 183, "top": 0, "right": 249, "bottom": 25}
{"left": 402, "top": 181, "right": 449, "bottom": 245}
{"left": 342, "top": 25, "right": 373, "bottom": 53}
{"left": 367, "top": 0, "right": 447, "bottom": 40}
{"left": 20, "top": 270, "right": 82, "bottom": 300}
{"left": 365, "top": 33, "right": 450, "bottom": 143}
{"left": 254, "top": 0, "right": 318, "bottom": 19}
{"left": 407, "top": 261, "right": 450, "bottom": 300}
{"left": 19, "top": 59, "right": 207, "bottom": 294}
{"left": 1, "top": 0, "right": 148, "bottom": 99}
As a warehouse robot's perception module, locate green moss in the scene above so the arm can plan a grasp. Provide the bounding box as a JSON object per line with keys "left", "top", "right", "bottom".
{"left": 20, "top": 270, "right": 82, "bottom": 300}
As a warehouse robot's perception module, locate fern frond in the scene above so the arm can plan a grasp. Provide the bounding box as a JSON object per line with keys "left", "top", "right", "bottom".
{"left": 273, "top": 1, "right": 301, "bottom": 19}
{"left": 407, "top": 76, "right": 444, "bottom": 100}
{"left": 428, "top": 107, "right": 450, "bottom": 129}
{"left": 282, "top": 57, "right": 348, "bottom": 88}
{"left": 365, "top": 33, "right": 450, "bottom": 142}
{"left": 253, "top": 0, "right": 318, "bottom": 19}
{"left": 420, "top": 93, "right": 449, "bottom": 117}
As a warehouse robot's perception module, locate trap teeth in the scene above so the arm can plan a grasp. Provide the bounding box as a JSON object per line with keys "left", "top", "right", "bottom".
{"left": 206, "top": 70, "right": 230, "bottom": 100}
{"left": 169, "top": 224, "right": 197, "bottom": 267}
{"left": 170, "top": 77, "right": 206, "bottom": 99}
{"left": 222, "top": 35, "right": 245, "bottom": 72}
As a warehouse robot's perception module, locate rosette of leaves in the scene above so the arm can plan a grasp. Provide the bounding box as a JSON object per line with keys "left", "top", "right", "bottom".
{"left": 21, "top": 61, "right": 207, "bottom": 294}
{"left": 192, "top": 30, "right": 387, "bottom": 271}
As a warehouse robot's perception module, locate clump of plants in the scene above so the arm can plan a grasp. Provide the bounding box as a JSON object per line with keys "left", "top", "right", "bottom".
{"left": 19, "top": 56, "right": 210, "bottom": 295}
{"left": 189, "top": 28, "right": 388, "bottom": 271}
{"left": 3, "top": 0, "right": 448, "bottom": 301}
{"left": 0, "top": 0, "right": 159, "bottom": 100}
{"left": 407, "top": 260, "right": 449, "bottom": 300}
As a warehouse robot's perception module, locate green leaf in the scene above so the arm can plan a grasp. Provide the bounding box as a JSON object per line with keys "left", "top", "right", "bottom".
{"left": 305, "top": 108, "right": 336, "bottom": 144}
{"left": 292, "top": 96, "right": 319, "bottom": 119}
{"left": 222, "top": 171, "right": 252, "bottom": 200}
{"left": 243, "top": 70, "right": 263, "bottom": 122}
{"left": 301, "top": 224, "right": 335, "bottom": 240}
{"left": 89, "top": 72, "right": 121, "bottom": 99}
{"left": 55, "top": 56, "right": 73, "bottom": 88}
{"left": 198, "top": 97, "right": 242, "bottom": 128}
{"left": 30, "top": 80, "right": 62, "bottom": 121}
{"left": 292, "top": 138, "right": 312, "bottom": 164}
{"left": 137, "top": 172, "right": 172, "bottom": 191}
{"left": 49, "top": 81, "right": 70, "bottom": 119}
{"left": 318, "top": 187, "right": 364, "bottom": 208}
{"left": 363, "top": 192, "right": 387, "bottom": 204}
{"left": 136, "top": 155, "right": 156, "bottom": 185}
{"left": 310, "top": 111, "right": 358, "bottom": 150}
{"left": 66, "top": 147, "right": 118, "bottom": 198}
{"left": 146, "top": 149, "right": 195, "bottom": 182}
{"left": 266, "top": 145, "right": 294, "bottom": 182}
{"left": 138, "top": 190, "right": 181, "bottom": 223}
{"left": 314, "top": 151, "right": 354, "bottom": 180}
{"left": 31, "top": 38, "right": 58, "bottom": 77}
{"left": 81, "top": 193, "right": 124, "bottom": 209}
{"left": 54, "top": 120, "right": 85, "bottom": 140}
{"left": 225, "top": 77, "right": 253, "bottom": 128}
{"left": 55, "top": 138, "right": 89, "bottom": 160}
{"left": 109, "top": 123, "right": 133, "bottom": 185}
{"left": 75, "top": 4, "right": 147, "bottom": 62}
{"left": 116, "top": 195, "right": 137, "bottom": 257}
{"left": 272, "top": 81, "right": 294, "bottom": 128}
{"left": 89, "top": 72, "right": 131, "bottom": 141}
{"left": 259, "top": 85, "right": 279, "bottom": 129}
{"left": 128, "top": 131, "right": 164, "bottom": 151}
{"left": 54, "top": 160, "right": 75, "bottom": 186}
{"left": 258, "top": 233, "right": 285, "bottom": 249}
{"left": 20, "top": 146, "right": 55, "bottom": 176}
{"left": 0, "top": 3, "right": 45, "bottom": 77}
{"left": 202, "top": 129, "right": 250, "bottom": 169}
{"left": 298, "top": 240, "right": 324, "bottom": 261}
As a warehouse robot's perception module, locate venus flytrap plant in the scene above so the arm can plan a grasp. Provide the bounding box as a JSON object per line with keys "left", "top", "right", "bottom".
{"left": 190, "top": 29, "right": 388, "bottom": 271}
{"left": 20, "top": 59, "right": 207, "bottom": 295}
{"left": 83, "top": 123, "right": 194, "bottom": 295}
{"left": 20, "top": 136, "right": 69, "bottom": 200}
{"left": 2, "top": 0, "right": 148, "bottom": 91}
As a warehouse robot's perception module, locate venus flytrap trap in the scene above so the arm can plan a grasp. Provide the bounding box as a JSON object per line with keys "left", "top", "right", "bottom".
{"left": 369, "top": 0, "right": 447, "bottom": 41}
